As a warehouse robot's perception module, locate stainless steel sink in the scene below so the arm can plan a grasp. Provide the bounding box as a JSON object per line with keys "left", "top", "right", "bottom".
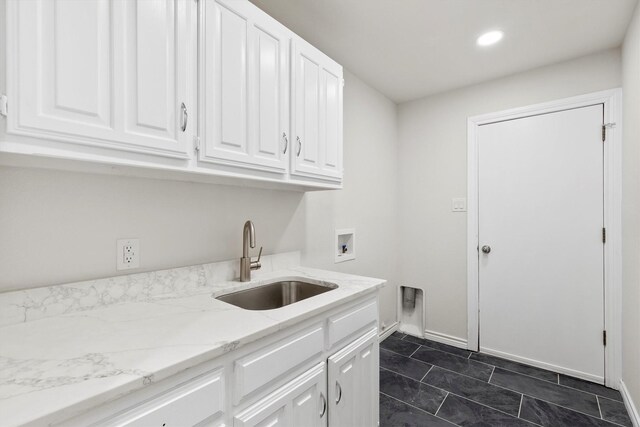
{"left": 215, "top": 280, "right": 338, "bottom": 310}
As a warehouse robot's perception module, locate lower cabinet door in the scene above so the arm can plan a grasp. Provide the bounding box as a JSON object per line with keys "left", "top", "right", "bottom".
{"left": 233, "top": 362, "right": 327, "bottom": 427}
{"left": 328, "top": 327, "right": 379, "bottom": 427}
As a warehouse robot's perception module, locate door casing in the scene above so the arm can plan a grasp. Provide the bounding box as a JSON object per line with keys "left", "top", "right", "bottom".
{"left": 466, "top": 88, "right": 622, "bottom": 388}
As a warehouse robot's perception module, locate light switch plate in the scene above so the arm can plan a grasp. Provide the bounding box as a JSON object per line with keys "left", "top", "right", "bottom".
{"left": 452, "top": 198, "right": 467, "bottom": 212}
{"left": 117, "top": 239, "right": 140, "bottom": 270}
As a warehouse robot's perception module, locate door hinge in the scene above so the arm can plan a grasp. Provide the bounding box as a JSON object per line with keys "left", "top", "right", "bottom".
{"left": 603, "top": 330, "right": 607, "bottom": 346}
{"left": 602, "top": 123, "right": 616, "bottom": 142}
{"left": 602, "top": 227, "right": 606, "bottom": 244}
{"left": 0, "top": 94, "right": 7, "bottom": 117}
{"left": 194, "top": 136, "right": 201, "bottom": 153}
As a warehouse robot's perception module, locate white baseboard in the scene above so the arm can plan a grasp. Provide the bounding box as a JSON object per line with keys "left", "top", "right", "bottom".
{"left": 421, "top": 329, "right": 468, "bottom": 350}
{"left": 379, "top": 321, "right": 399, "bottom": 341}
{"left": 620, "top": 380, "right": 640, "bottom": 427}
{"left": 480, "top": 347, "right": 604, "bottom": 384}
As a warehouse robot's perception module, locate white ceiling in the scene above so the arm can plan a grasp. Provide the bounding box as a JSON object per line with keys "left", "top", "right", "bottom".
{"left": 249, "top": 0, "right": 638, "bottom": 103}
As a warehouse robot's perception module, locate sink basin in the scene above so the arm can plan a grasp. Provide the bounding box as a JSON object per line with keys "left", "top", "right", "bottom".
{"left": 216, "top": 280, "right": 338, "bottom": 310}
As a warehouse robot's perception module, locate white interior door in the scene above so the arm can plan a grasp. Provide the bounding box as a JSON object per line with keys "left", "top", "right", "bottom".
{"left": 478, "top": 104, "right": 605, "bottom": 382}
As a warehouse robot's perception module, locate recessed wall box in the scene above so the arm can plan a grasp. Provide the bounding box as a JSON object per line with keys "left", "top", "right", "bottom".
{"left": 335, "top": 228, "right": 355, "bottom": 263}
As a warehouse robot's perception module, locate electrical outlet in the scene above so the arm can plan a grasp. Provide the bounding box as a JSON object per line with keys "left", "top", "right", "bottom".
{"left": 117, "top": 239, "right": 140, "bottom": 270}
{"left": 452, "top": 198, "right": 467, "bottom": 212}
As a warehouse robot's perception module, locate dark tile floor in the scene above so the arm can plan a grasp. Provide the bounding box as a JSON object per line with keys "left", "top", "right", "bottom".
{"left": 379, "top": 332, "right": 633, "bottom": 427}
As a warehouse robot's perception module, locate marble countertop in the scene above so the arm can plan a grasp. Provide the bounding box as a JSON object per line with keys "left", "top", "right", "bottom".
{"left": 0, "top": 256, "right": 385, "bottom": 427}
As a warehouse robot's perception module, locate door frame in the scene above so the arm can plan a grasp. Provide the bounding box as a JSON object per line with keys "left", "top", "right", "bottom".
{"left": 466, "top": 88, "right": 623, "bottom": 388}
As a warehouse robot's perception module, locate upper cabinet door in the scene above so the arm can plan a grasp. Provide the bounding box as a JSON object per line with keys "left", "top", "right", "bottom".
{"left": 6, "top": 0, "right": 193, "bottom": 159}
{"left": 200, "top": 0, "right": 289, "bottom": 173}
{"left": 292, "top": 38, "right": 343, "bottom": 182}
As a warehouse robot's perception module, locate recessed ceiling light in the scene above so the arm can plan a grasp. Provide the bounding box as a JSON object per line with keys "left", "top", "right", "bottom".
{"left": 477, "top": 30, "right": 504, "bottom": 47}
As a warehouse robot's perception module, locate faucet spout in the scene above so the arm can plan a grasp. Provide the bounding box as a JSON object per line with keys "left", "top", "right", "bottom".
{"left": 243, "top": 220, "right": 255, "bottom": 258}
{"left": 240, "top": 220, "right": 262, "bottom": 282}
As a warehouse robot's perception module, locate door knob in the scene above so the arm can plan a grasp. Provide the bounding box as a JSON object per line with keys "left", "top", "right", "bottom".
{"left": 481, "top": 245, "right": 491, "bottom": 254}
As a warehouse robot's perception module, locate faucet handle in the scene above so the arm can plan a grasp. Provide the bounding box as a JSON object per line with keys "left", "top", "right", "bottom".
{"left": 251, "top": 246, "right": 263, "bottom": 270}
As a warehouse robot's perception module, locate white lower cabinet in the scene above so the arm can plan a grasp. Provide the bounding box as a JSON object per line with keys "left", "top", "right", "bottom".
{"left": 234, "top": 362, "right": 327, "bottom": 427}
{"left": 328, "top": 328, "right": 379, "bottom": 427}
{"left": 57, "top": 298, "right": 378, "bottom": 427}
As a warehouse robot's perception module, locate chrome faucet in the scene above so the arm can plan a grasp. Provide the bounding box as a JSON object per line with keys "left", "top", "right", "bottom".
{"left": 240, "top": 220, "right": 262, "bottom": 282}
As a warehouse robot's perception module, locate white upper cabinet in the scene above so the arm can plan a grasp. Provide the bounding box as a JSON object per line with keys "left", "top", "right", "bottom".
{"left": 291, "top": 38, "right": 343, "bottom": 182}
{"left": 5, "top": 0, "right": 194, "bottom": 159}
{"left": 2, "top": 0, "right": 343, "bottom": 189}
{"left": 200, "top": 0, "right": 290, "bottom": 173}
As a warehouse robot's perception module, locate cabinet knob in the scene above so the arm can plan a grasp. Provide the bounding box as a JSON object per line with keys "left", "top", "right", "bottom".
{"left": 283, "top": 132, "right": 288, "bottom": 154}
{"left": 296, "top": 136, "right": 302, "bottom": 157}
{"left": 180, "top": 102, "right": 188, "bottom": 132}
{"left": 481, "top": 245, "right": 491, "bottom": 254}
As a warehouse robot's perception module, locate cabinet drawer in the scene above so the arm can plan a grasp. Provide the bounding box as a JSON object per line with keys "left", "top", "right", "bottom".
{"left": 328, "top": 299, "right": 378, "bottom": 348}
{"left": 234, "top": 324, "right": 324, "bottom": 403}
{"left": 97, "top": 368, "right": 224, "bottom": 427}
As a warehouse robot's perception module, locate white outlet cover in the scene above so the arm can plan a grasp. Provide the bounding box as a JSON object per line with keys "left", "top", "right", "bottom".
{"left": 117, "top": 239, "right": 140, "bottom": 270}
{"left": 452, "top": 198, "right": 467, "bottom": 212}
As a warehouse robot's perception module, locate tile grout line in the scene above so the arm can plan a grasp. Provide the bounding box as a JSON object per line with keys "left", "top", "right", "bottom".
{"left": 517, "top": 394, "right": 524, "bottom": 418}
{"left": 420, "top": 365, "right": 434, "bottom": 382}
{"left": 444, "top": 391, "right": 540, "bottom": 426}
{"left": 379, "top": 391, "right": 459, "bottom": 426}
{"left": 434, "top": 392, "right": 449, "bottom": 416}
{"left": 496, "top": 366, "right": 622, "bottom": 401}
{"left": 475, "top": 355, "right": 622, "bottom": 400}
{"left": 596, "top": 395, "right": 603, "bottom": 419}
{"left": 380, "top": 366, "right": 437, "bottom": 386}
{"left": 557, "top": 374, "right": 624, "bottom": 402}
{"left": 408, "top": 345, "right": 422, "bottom": 358}
{"left": 522, "top": 392, "right": 630, "bottom": 427}
{"left": 401, "top": 335, "right": 472, "bottom": 358}
{"left": 488, "top": 366, "right": 496, "bottom": 383}
{"left": 483, "top": 363, "right": 613, "bottom": 398}
{"left": 420, "top": 364, "right": 523, "bottom": 393}
{"left": 515, "top": 391, "right": 620, "bottom": 424}
{"left": 380, "top": 346, "right": 424, "bottom": 360}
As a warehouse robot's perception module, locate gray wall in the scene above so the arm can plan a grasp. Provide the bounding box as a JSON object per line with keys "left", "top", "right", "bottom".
{"left": 396, "top": 48, "right": 622, "bottom": 341}
{"left": 622, "top": 1, "right": 640, "bottom": 411}
{"left": 0, "top": 70, "right": 399, "bottom": 330}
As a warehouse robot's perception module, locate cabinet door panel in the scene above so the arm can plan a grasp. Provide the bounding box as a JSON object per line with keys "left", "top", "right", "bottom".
{"left": 298, "top": 54, "right": 320, "bottom": 168}
{"left": 328, "top": 328, "right": 379, "bottom": 427}
{"left": 291, "top": 39, "right": 342, "bottom": 182}
{"left": 201, "top": 0, "right": 289, "bottom": 173}
{"left": 234, "top": 362, "right": 326, "bottom": 427}
{"left": 123, "top": 0, "right": 177, "bottom": 140}
{"left": 7, "top": 0, "right": 192, "bottom": 158}
{"left": 14, "top": 0, "right": 112, "bottom": 130}
{"left": 251, "top": 22, "right": 288, "bottom": 171}
{"left": 202, "top": 0, "right": 249, "bottom": 162}
{"left": 321, "top": 68, "right": 342, "bottom": 178}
